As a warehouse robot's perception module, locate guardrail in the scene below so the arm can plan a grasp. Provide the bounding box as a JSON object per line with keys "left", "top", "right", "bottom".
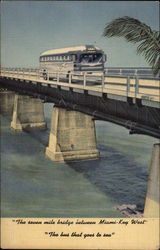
{"left": 104, "top": 67, "right": 158, "bottom": 79}
{"left": 0, "top": 68, "right": 159, "bottom": 103}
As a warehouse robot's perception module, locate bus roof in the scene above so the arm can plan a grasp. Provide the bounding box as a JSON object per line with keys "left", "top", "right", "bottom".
{"left": 40, "top": 45, "right": 101, "bottom": 56}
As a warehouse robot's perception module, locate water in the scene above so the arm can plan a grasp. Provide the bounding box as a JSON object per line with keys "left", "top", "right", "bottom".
{"left": 1, "top": 103, "right": 158, "bottom": 217}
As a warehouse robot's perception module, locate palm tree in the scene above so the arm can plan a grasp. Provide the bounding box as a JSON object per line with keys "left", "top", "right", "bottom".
{"left": 103, "top": 16, "right": 160, "bottom": 76}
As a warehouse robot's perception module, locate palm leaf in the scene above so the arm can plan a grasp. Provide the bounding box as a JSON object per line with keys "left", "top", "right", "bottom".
{"left": 103, "top": 16, "right": 160, "bottom": 76}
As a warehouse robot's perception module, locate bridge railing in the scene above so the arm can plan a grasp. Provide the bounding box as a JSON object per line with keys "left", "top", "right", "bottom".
{"left": 104, "top": 67, "right": 158, "bottom": 79}
{"left": 1, "top": 68, "right": 40, "bottom": 79}
{"left": 0, "top": 68, "right": 159, "bottom": 103}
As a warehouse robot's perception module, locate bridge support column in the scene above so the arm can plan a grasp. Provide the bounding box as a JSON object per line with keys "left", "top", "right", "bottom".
{"left": 0, "top": 90, "right": 15, "bottom": 115}
{"left": 143, "top": 143, "right": 160, "bottom": 218}
{"left": 46, "top": 107, "right": 99, "bottom": 162}
{"left": 11, "top": 94, "right": 47, "bottom": 131}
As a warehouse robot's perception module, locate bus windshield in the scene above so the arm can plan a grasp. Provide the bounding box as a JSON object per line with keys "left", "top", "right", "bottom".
{"left": 79, "top": 53, "right": 103, "bottom": 63}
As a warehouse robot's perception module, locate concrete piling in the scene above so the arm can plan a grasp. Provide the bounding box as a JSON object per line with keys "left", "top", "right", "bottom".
{"left": 143, "top": 143, "right": 160, "bottom": 218}
{"left": 11, "top": 94, "right": 47, "bottom": 131}
{"left": 0, "top": 90, "right": 15, "bottom": 115}
{"left": 46, "top": 106, "right": 99, "bottom": 162}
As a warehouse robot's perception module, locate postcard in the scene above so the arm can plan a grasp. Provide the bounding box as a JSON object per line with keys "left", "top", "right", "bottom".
{"left": 0, "top": 1, "right": 159, "bottom": 249}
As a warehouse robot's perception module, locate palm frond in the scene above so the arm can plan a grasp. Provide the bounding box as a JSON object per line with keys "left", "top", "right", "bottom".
{"left": 103, "top": 16, "right": 160, "bottom": 76}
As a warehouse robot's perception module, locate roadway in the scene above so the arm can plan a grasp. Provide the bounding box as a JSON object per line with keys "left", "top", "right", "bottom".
{"left": 0, "top": 68, "right": 160, "bottom": 138}
{"left": 1, "top": 68, "right": 159, "bottom": 104}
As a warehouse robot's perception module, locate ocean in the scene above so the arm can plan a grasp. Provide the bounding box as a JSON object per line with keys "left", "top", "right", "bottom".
{"left": 1, "top": 103, "right": 158, "bottom": 217}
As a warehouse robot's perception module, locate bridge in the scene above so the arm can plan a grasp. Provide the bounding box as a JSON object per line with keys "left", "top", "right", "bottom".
{"left": 0, "top": 68, "right": 159, "bottom": 136}
{"left": 0, "top": 67, "right": 159, "bottom": 218}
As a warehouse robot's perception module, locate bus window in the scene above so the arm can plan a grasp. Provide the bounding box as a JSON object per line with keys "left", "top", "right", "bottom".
{"left": 103, "top": 54, "right": 107, "bottom": 62}
{"left": 80, "top": 53, "right": 103, "bottom": 63}
{"left": 93, "top": 54, "right": 103, "bottom": 62}
{"left": 80, "top": 54, "right": 92, "bottom": 63}
{"left": 72, "top": 55, "right": 77, "bottom": 62}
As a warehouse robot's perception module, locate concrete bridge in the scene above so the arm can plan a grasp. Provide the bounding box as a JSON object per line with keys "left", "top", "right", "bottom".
{"left": 0, "top": 68, "right": 159, "bottom": 218}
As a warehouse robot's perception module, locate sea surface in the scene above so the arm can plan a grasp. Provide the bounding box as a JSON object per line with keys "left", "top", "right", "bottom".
{"left": 1, "top": 103, "right": 158, "bottom": 217}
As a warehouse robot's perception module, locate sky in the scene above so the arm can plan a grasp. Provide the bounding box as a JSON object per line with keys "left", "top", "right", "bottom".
{"left": 1, "top": 1, "right": 159, "bottom": 68}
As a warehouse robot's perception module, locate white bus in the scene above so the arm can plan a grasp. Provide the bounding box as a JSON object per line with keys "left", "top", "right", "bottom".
{"left": 39, "top": 45, "right": 106, "bottom": 79}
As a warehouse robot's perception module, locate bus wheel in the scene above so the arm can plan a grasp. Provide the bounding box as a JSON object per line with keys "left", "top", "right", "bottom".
{"left": 43, "top": 73, "right": 47, "bottom": 80}
{"left": 66, "top": 71, "right": 70, "bottom": 79}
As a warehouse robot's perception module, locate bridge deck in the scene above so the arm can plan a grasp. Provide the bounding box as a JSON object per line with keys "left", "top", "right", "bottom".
{"left": 0, "top": 69, "right": 160, "bottom": 105}
{"left": 0, "top": 68, "right": 160, "bottom": 138}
